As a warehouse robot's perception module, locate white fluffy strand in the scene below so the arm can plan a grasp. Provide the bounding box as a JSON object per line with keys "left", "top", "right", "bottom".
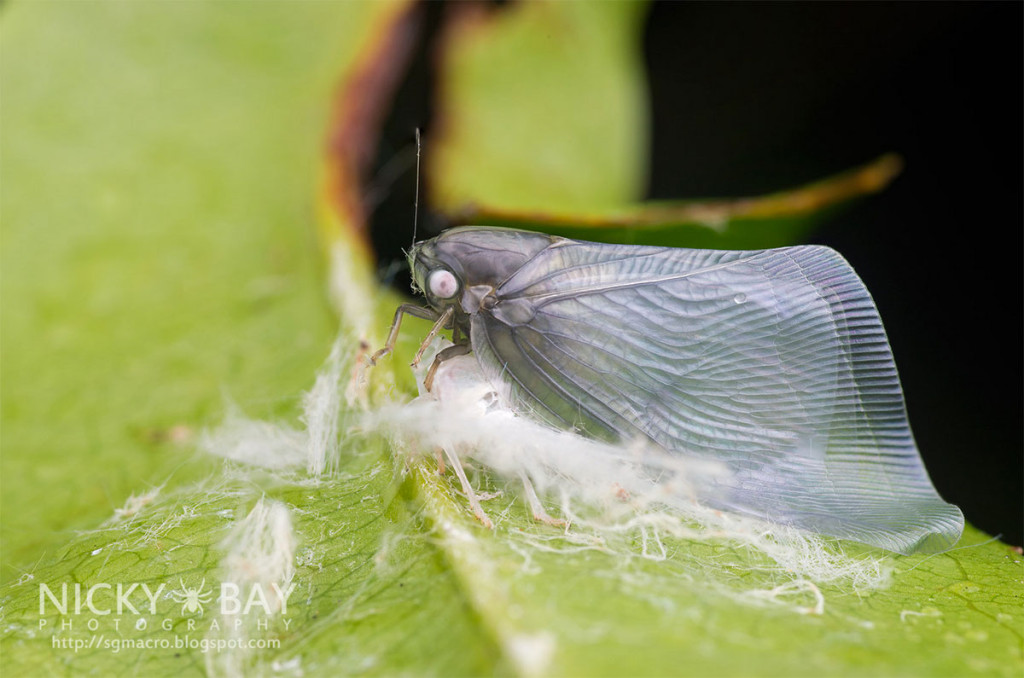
{"left": 364, "top": 339, "right": 892, "bottom": 598}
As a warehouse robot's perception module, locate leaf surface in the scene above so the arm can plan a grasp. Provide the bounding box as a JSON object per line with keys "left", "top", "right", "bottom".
{"left": 2, "top": 2, "right": 495, "bottom": 675}
{"left": 428, "top": 1, "right": 898, "bottom": 249}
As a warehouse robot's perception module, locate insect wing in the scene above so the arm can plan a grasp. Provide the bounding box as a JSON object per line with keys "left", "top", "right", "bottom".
{"left": 469, "top": 238, "right": 963, "bottom": 554}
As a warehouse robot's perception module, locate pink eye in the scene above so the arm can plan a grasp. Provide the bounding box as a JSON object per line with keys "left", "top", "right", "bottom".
{"left": 427, "top": 269, "right": 459, "bottom": 299}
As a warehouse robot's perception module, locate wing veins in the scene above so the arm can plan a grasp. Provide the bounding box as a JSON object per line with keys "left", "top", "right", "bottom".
{"left": 514, "top": 252, "right": 764, "bottom": 306}
{"left": 474, "top": 319, "right": 574, "bottom": 428}
{"left": 509, "top": 328, "right": 622, "bottom": 436}
{"left": 517, "top": 326, "right": 663, "bottom": 421}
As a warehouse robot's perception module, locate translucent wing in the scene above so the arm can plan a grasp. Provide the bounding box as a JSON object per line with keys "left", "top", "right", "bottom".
{"left": 469, "top": 238, "right": 963, "bottom": 554}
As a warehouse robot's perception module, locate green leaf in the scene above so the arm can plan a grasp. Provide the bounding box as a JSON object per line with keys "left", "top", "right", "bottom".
{"left": 427, "top": 1, "right": 899, "bottom": 248}
{"left": 409, "top": 465, "right": 1024, "bottom": 677}
{"left": 1, "top": 0, "right": 360, "bottom": 576}
{"left": 441, "top": 154, "right": 903, "bottom": 249}
{"left": 2, "top": 1, "right": 494, "bottom": 675}
{"left": 1, "top": 450, "right": 498, "bottom": 676}
{"left": 429, "top": 1, "right": 650, "bottom": 214}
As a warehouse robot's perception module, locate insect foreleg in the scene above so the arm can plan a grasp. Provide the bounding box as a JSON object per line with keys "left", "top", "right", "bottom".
{"left": 411, "top": 306, "right": 455, "bottom": 367}
{"left": 423, "top": 343, "right": 473, "bottom": 392}
{"left": 370, "top": 304, "right": 440, "bottom": 366}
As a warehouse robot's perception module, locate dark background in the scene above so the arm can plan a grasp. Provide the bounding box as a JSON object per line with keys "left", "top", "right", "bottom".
{"left": 643, "top": 2, "right": 1022, "bottom": 545}
{"left": 373, "top": 1, "right": 1023, "bottom": 545}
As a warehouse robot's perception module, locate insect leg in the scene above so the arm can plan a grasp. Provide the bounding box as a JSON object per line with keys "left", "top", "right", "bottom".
{"left": 411, "top": 306, "right": 455, "bottom": 367}
{"left": 518, "top": 471, "right": 567, "bottom": 527}
{"left": 423, "top": 343, "right": 473, "bottom": 392}
{"left": 370, "top": 304, "right": 439, "bottom": 365}
{"left": 442, "top": 446, "right": 494, "bottom": 529}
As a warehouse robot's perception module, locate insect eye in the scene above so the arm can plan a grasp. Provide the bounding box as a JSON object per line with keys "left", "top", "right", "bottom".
{"left": 427, "top": 269, "right": 459, "bottom": 300}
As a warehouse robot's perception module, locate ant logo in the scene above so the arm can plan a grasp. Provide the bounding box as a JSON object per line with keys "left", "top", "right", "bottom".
{"left": 168, "top": 578, "right": 214, "bottom": 616}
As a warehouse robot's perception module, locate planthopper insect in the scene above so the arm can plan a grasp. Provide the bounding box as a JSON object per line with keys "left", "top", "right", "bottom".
{"left": 371, "top": 225, "right": 964, "bottom": 555}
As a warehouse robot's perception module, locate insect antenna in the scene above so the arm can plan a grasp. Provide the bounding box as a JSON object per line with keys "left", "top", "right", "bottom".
{"left": 411, "top": 127, "right": 422, "bottom": 249}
